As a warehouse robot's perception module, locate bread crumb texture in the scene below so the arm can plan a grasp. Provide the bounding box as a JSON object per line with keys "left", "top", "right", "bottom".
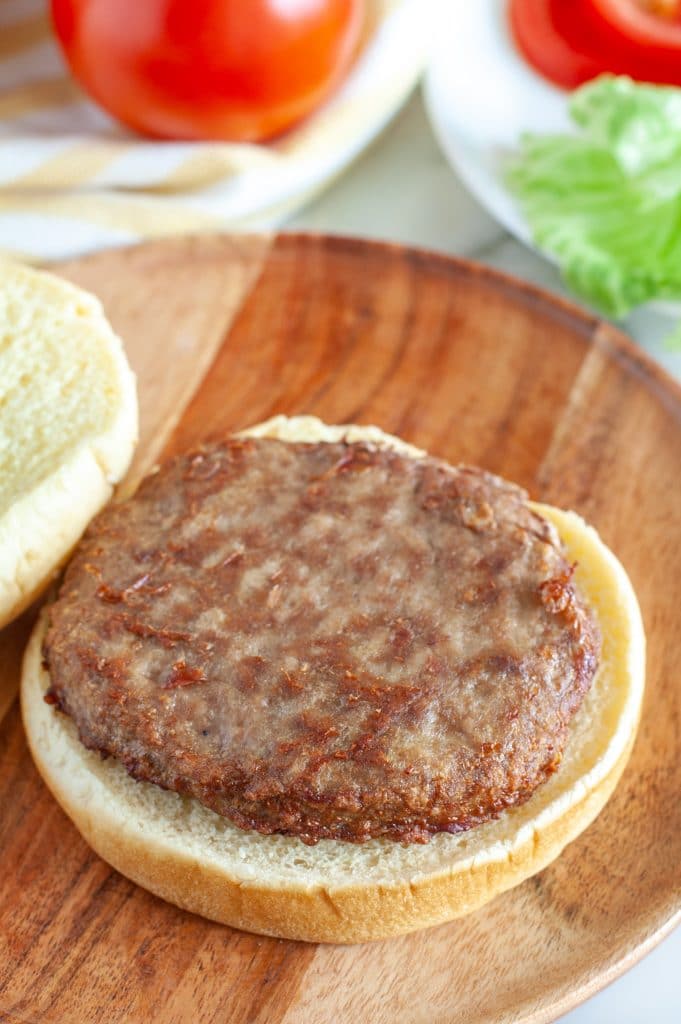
{"left": 0, "top": 263, "right": 137, "bottom": 627}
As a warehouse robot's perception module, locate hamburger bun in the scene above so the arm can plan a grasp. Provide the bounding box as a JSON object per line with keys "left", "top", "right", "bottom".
{"left": 0, "top": 262, "right": 137, "bottom": 629}
{"left": 21, "top": 416, "right": 645, "bottom": 943}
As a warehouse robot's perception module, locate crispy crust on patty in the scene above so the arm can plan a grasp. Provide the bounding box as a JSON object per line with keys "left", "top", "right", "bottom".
{"left": 43, "top": 437, "right": 600, "bottom": 844}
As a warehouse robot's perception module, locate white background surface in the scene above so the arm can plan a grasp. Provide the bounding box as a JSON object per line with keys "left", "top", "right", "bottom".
{"left": 290, "top": 89, "right": 681, "bottom": 1024}
{"left": 423, "top": 0, "right": 571, "bottom": 251}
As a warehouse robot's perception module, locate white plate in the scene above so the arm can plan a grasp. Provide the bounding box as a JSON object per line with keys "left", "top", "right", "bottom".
{"left": 422, "top": 0, "right": 679, "bottom": 317}
{"left": 423, "top": 0, "right": 568, "bottom": 250}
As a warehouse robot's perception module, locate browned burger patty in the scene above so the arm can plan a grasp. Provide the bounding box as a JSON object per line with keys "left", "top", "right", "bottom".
{"left": 44, "top": 437, "right": 600, "bottom": 845}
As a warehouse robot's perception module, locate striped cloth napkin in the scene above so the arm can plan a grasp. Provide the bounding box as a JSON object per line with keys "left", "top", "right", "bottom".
{"left": 0, "top": 0, "right": 430, "bottom": 259}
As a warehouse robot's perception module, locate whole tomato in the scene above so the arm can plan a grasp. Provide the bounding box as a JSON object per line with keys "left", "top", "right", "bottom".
{"left": 51, "top": 0, "right": 366, "bottom": 142}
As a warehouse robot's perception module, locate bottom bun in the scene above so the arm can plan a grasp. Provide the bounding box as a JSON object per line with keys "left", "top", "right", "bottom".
{"left": 21, "top": 417, "right": 645, "bottom": 943}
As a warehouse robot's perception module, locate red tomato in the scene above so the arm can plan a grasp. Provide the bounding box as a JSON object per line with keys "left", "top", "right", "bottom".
{"left": 509, "top": 0, "right": 609, "bottom": 89}
{"left": 509, "top": 0, "right": 681, "bottom": 90}
{"left": 50, "top": 0, "right": 365, "bottom": 142}
{"left": 589, "top": 0, "right": 681, "bottom": 49}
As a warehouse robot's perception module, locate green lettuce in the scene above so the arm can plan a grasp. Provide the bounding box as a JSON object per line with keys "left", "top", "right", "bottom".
{"left": 508, "top": 76, "right": 681, "bottom": 317}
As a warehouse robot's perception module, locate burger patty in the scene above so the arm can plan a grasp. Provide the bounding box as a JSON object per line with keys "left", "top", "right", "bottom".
{"left": 44, "top": 436, "right": 600, "bottom": 845}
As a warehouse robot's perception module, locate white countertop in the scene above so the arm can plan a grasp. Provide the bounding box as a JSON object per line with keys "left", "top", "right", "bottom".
{"left": 290, "top": 89, "right": 681, "bottom": 1024}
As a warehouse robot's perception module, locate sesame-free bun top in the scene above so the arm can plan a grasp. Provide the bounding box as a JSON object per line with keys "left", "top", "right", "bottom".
{"left": 0, "top": 262, "right": 137, "bottom": 628}
{"left": 21, "top": 417, "right": 645, "bottom": 944}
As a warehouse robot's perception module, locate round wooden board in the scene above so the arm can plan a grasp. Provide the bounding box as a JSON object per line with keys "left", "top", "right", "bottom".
{"left": 1, "top": 234, "right": 679, "bottom": 1024}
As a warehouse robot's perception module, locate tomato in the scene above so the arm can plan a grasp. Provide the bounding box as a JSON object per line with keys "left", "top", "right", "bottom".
{"left": 509, "top": 0, "right": 611, "bottom": 89}
{"left": 50, "top": 0, "right": 365, "bottom": 142}
{"left": 589, "top": 0, "right": 681, "bottom": 49}
{"left": 509, "top": 0, "right": 681, "bottom": 90}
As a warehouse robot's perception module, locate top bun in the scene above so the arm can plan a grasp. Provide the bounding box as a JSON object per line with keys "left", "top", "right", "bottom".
{"left": 0, "top": 262, "right": 137, "bottom": 628}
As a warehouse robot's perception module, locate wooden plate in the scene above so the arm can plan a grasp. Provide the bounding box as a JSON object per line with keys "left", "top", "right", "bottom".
{"left": 1, "top": 235, "right": 679, "bottom": 1024}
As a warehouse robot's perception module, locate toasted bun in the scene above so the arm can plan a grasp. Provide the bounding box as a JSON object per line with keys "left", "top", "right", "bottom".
{"left": 21, "top": 416, "right": 645, "bottom": 943}
{"left": 0, "top": 262, "right": 137, "bottom": 628}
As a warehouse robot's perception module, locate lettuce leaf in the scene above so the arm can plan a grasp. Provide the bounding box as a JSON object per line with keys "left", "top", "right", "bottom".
{"left": 508, "top": 76, "right": 681, "bottom": 317}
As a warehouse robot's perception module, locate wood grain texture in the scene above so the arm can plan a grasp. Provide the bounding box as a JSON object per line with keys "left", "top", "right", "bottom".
{"left": 0, "top": 609, "right": 36, "bottom": 727}
{"left": 58, "top": 233, "right": 273, "bottom": 492}
{"left": 1, "top": 234, "right": 679, "bottom": 1024}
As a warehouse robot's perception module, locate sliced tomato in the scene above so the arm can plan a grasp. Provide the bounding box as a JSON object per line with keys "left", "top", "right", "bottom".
{"left": 509, "top": 0, "right": 681, "bottom": 90}
{"left": 509, "top": 0, "right": 611, "bottom": 89}
{"left": 590, "top": 0, "right": 681, "bottom": 49}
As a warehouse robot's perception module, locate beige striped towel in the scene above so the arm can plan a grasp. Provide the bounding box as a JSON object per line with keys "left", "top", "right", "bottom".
{"left": 0, "top": 0, "right": 431, "bottom": 259}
